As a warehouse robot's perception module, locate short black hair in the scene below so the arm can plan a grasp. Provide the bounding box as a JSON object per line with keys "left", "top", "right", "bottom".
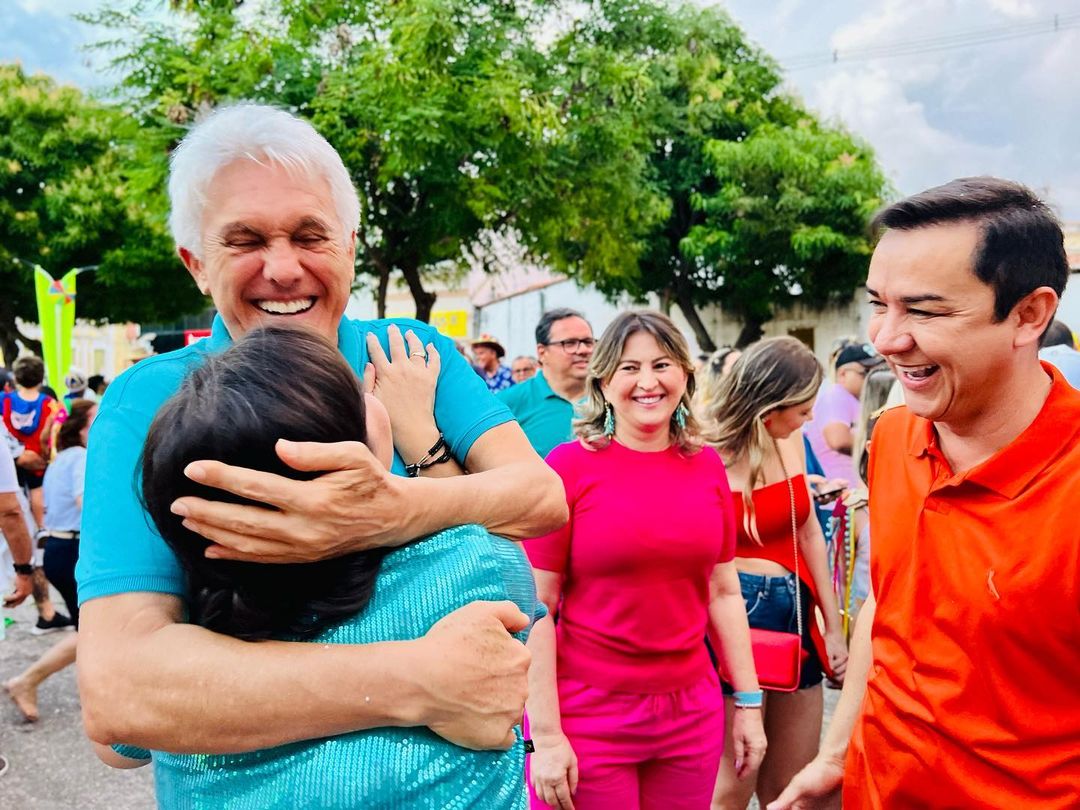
{"left": 1041, "top": 319, "right": 1075, "bottom": 349}
{"left": 13, "top": 356, "right": 44, "bottom": 388}
{"left": 140, "top": 327, "right": 386, "bottom": 641}
{"left": 87, "top": 374, "right": 105, "bottom": 393}
{"left": 536, "top": 308, "right": 588, "bottom": 346}
{"left": 871, "top": 177, "right": 1068, "bottom": 322}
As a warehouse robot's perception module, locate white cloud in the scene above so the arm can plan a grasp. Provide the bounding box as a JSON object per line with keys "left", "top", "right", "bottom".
{"left": 811, "top": 67, "right": 1013, "bottom": 194}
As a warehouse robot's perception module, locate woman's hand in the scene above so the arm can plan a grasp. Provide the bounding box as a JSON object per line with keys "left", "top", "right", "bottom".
{"left": 731, "top": 707, "right": 768, "bottom": 778}
{"left": 364, "top": 325, "right": 442, "bottom": 463}
{"left": 824, "top": 630, "right": 848, "bottom": 683}
{"left": 530, "top": 731, "right": 579, "bottom": 809}
{"left": 766, "top": 753, "right": 845, "bottom": 809}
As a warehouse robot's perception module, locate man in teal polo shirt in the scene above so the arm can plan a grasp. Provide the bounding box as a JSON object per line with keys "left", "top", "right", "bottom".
{"left": 499, "top": 309, "right": 594, "bottom": 458}
{"left": 75, "top": 103, "right": 566, "bottom": 759}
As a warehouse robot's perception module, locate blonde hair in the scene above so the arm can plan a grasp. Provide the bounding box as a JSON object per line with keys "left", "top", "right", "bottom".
{"left": 576, "top": 310, "right": 702, "bottom": 453}
{"left": 703, "top": 336, "right": 822, "bottom": 543}
{"left": 852, "top": 367, "right": 896, "bottom": 484}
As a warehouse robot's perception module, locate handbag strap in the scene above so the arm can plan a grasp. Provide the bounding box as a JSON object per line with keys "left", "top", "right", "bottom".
{"left": 773, "top": 439, "right": 803, "bottom": 638}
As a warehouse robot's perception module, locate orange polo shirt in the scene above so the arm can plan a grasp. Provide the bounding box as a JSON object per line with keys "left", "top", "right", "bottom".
{"left": 845, "top": 363, "right": 1080, "bottom": 809}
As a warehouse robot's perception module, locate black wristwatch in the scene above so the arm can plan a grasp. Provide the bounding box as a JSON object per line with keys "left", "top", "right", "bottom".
{"left": 13, "top": 562, "right": 33, "bottom": 576}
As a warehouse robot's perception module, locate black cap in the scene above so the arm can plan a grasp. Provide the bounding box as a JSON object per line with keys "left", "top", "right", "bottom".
{"left": 835, "top": 344, "right": 884, "bottom": 370}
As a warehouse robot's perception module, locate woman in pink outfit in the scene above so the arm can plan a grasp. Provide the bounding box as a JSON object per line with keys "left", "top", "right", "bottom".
{"left": 525, "top": 311, "right": 766, "bottom": 810}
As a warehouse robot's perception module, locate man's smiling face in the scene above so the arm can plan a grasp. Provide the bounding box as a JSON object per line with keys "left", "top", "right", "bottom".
{"left": 179, "top": 159, "right": 356, "bottom": 344}
{"left": 866, "top": 221, "right": 1017, "bottom": 431}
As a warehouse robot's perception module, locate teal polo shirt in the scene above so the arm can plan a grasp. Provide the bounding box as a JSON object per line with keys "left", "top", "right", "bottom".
{"left": 76, "top": 314, "right": 513, "bottom": 605}
{"left": 498, "top": 371, "right": 578, "bottom": 460}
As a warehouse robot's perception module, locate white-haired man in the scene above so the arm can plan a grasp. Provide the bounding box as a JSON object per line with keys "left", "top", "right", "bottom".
{"left": 76, "top": 104, "right": 566, "bottom": 758}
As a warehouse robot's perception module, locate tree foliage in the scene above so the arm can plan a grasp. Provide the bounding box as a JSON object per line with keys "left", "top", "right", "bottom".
{"left": 0, "top": 63, "right": 202, "bottom": 363}
{"left": 685, "top": 120, "right": 888, "bottom": 346}
{"left": 538, "top": 0, "right": 890, "bottom": 350}
{"left": 81, "top": 0, "right": 639, "bottom": 321}
{"left": 15, "top": 0, "right": 889, "bottom": 346}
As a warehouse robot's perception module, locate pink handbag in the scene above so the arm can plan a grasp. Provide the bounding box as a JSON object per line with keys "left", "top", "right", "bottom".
{"left": 749, "top": 453, "right": 808, "bottom": 692}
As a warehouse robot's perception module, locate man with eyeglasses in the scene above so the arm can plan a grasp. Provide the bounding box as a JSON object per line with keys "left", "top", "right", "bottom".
{"left": 499, "top": 309, "right": 595, "bottom": 459}
{"left": 804, "top": 344, "right": 884, "bottom": 485}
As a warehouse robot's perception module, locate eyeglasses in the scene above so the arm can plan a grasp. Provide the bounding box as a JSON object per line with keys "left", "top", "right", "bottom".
{"left": 546, "top": 338, "right": 596, "bottom": 352}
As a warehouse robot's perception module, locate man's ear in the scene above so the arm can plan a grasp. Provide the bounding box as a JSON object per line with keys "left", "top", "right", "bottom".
{"left": 346, "top": 231, "right": 358, "bottom": 283}
{"left": 1013, "top": 286, "right": 1059, "bottom": 349}
{"left": 178, "top": 247, "right": 210, "bottom": 296}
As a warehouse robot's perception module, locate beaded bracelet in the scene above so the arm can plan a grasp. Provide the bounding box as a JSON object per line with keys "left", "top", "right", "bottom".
{"left": 405, "top": 433, "right": 453, "bottom": 477}
{"left": 733, "top": 690, "right": 764, "bottom": 709}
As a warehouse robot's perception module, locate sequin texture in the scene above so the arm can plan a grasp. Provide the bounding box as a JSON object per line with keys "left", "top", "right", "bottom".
{"left": 137, "top": 525, "right": 540, "bottom": 809}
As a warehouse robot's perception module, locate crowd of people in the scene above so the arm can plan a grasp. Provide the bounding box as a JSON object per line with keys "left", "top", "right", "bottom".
{"left": 1, "top": 103, "right": 1078, "bottom": 809}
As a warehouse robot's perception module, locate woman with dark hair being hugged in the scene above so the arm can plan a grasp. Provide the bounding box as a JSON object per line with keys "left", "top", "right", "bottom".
{"left": 101, "top": 327, "right": 542, "bottom": 809}
{"left": 703, "top": 337, "right": 848, "bottom": 810}
{"left": 5, "top": 399, "right": 96, "bottom": 721}
{"left": 526, "top": 311, "right": 765, "bottom": 810}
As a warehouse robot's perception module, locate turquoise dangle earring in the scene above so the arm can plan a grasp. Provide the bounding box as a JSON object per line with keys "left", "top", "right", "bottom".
{"left": 603, "top": 403, "right": 615, "bottom": 437}
{"left": 674, "top": 403, "right": 688, "bottom": 430}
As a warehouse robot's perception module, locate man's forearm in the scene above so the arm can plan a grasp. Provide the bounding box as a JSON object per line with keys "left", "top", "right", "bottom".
{"left": 410, "top": 458, "right": 567, "bottom": 540}
{"left": 78, "top": 594, "right": 429, "bottom": 753}
{"left": 0, "top": 499, "right": 33, "bottom": 564}
{"left": 819, "top": 591, "right": 876, "bottom": 761}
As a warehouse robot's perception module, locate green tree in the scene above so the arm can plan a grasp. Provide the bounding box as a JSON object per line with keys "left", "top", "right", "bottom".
{"left": 83, "top": 0, "right": 675, "bottom": 322}
{"left": 685, "top": 120, "right": 889, "bottom": 347}
{"left": 538, "top": 1, "right": 889, "bottom": 350}
{"left": 0, "top": 63, "right": 203, "bottom": 363}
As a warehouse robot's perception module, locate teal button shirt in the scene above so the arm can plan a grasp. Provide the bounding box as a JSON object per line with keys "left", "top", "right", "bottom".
{"left": 497, "top": 372, "right": 577, "bottom": 459}
{"left": 76, "top": 314, "right": 513, "bottom": 604}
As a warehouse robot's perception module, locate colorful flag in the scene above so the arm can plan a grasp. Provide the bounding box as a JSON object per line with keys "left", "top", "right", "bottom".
{"left": 33, "top": 266, "right": 77, "bottom": 397}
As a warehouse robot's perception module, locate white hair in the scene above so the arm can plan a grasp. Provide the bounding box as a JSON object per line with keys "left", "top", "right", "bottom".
{"left": 167, "top": 102, "right": 361, "bottom": 256}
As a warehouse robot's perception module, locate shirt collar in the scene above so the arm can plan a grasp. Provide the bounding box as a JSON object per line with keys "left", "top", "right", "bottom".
{"left": 533, "top": 371, "right": 558, "bottom": 399}
{"left": 907, "top": 362, "right": 1080, "bottom": 499}
{"left": 206, "top": 313, "right": 362, "bottom": 370}
{"left": 534, "top": 370, "right": 586, "bottom": 404}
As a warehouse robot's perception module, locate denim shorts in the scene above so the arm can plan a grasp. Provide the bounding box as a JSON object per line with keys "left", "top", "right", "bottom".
{"left": 720, "top": 571, "right": 823, "bottom": 692}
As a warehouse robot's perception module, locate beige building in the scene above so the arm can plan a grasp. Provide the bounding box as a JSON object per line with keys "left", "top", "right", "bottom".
{"left": 9, "top": 319, "right": 148, "bottom": 383}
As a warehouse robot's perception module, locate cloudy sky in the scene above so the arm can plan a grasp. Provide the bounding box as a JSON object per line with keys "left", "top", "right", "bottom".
{"left": 5, "top": 0, "right": 1079, "bottom": 218}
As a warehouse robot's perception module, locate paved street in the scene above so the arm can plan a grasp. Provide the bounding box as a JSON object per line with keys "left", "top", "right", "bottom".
{"left": 0, "top": 594, "right": 154, "bottom": 809}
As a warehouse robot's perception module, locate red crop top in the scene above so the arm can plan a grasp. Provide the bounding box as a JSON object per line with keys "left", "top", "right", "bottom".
{"left": 731, "top": 473, "right": 834, "bottom": 679}
{"left": 733, "top": 474, "right": 811, "bottom": 552}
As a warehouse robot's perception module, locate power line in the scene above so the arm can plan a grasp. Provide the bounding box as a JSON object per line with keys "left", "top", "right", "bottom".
{"left": 780, "top": 12, "right": 1080, "bottom": 72}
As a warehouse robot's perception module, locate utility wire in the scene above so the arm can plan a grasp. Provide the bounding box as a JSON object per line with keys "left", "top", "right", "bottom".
{"left": 780, "top": 12, "right": 1080, "bottom": 71}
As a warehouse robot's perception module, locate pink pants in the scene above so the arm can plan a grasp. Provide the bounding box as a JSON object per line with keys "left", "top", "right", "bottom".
{"left": 528, "top": 672, "right": 724, "bottom": 810}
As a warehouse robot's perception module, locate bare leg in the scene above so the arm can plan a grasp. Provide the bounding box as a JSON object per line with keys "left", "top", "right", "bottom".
{"left": 754, "top": 685, "right": 824, "bottom": 807}
{"left": 29, "top": 488, "right": 44, "bottom": 532}
{"left": 710, "top": 694, "right": 764, "bottom": 810}
{"left": 31, "top": 567, "right": 55, "bottom": 621}
{"left": 5, "top": 631, "right": 78, "bottom": 722}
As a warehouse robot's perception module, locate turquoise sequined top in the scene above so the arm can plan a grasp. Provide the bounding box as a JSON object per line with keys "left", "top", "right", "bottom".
{"left": 116, "top": 525, "right": 542, "bottom": 809}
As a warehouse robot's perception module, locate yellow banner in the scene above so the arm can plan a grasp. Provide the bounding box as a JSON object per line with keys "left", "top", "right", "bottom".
{"left": 34, "top": 266, "right": 77, "bottom": 397}
{"left": 431, "top": 309, "right": 468, "bottom": 338}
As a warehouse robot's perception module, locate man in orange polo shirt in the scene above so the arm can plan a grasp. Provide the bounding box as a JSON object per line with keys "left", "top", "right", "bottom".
{"left": 770, "top": 177, "right": 1080, "bottom": 809}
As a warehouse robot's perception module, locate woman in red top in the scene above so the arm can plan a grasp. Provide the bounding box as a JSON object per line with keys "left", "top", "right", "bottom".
{"left": 704, "top": 337, "right": 848, "bottom": 810}
{"left": 525, "top": 311, "right": 765, "bottom": 810}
